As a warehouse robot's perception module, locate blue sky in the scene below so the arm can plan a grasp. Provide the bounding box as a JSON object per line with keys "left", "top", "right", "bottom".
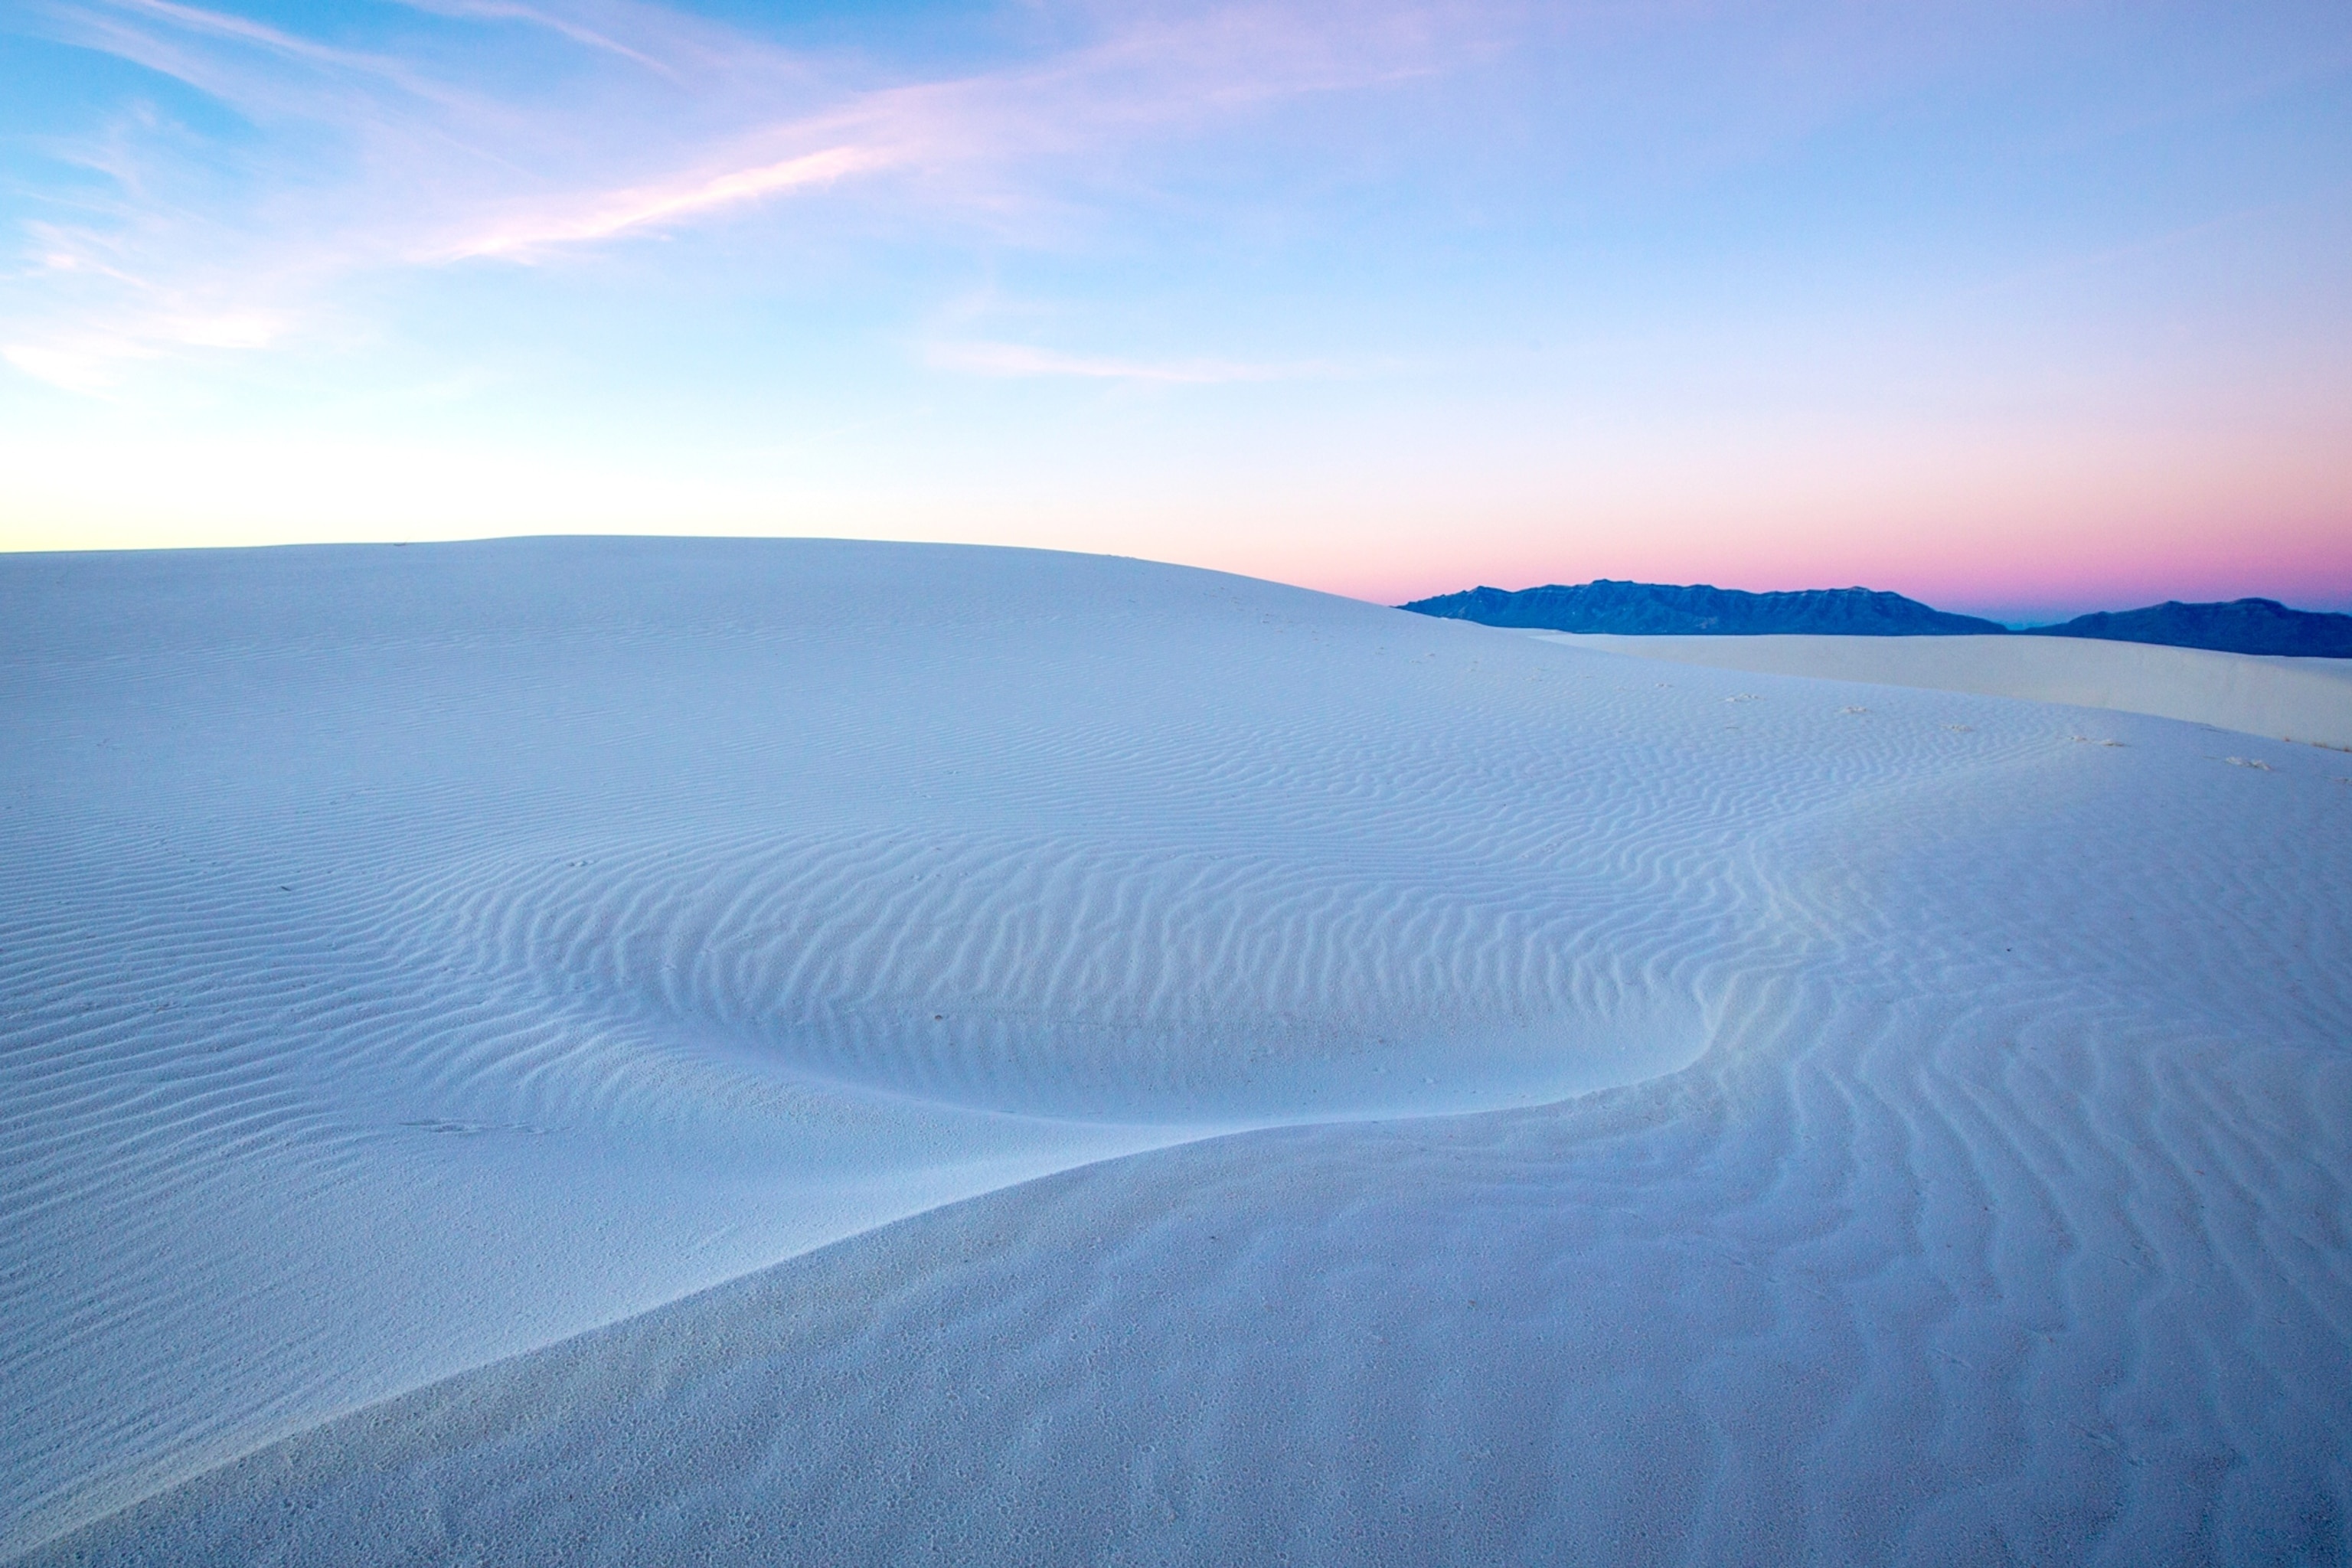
{"left": 2, "top": 0, "right": 2348, "bottom": 616}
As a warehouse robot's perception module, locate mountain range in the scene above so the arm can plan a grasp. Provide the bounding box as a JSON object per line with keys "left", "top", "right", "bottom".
{"left": 2030, "top": 598, "right": 2352, "bottom": 658}
{"left": 1400, "top": 581, "right": 2352, "bottom": 658}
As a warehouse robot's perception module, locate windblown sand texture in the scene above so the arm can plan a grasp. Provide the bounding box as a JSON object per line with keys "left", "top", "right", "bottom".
{"left": 1541, "top": 631, "right": 2352, "bottom": 750}
{"left": 4, "top": 539, "right": 2348, "bottom": 1564}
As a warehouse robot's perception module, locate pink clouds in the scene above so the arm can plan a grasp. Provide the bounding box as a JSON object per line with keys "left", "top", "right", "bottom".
{"left": 5, "top": 0, "right": 1494, "bottom": 390}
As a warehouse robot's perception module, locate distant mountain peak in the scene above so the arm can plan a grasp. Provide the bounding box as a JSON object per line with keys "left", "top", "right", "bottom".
{"left": 2030, "top": 598, "right": 2352, "bottom": 658}
{"left": 1398, "top": 580, "right": 2352, "bottom": 657}
{"left": 1400, "top": 580, "right": 2006, "bottom": 638}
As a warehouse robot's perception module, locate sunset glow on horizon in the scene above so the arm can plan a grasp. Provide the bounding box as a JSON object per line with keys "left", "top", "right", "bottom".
{"left": 3, "top": 0, "right": 2347, "bottom": 619}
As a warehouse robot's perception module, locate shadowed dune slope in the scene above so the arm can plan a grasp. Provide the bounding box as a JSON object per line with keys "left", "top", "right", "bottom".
{"left": 4, "top": 540, "right": 2349, "bottom": 1564}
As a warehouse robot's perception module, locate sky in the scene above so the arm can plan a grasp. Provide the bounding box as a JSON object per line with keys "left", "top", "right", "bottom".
{"left": 1, "top": 0, "right": 2348, "bottom": 618}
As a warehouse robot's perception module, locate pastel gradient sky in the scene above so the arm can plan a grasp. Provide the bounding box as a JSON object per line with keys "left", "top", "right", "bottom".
{"left": 2, "top": 0, "right": 2347, "bottom": 618}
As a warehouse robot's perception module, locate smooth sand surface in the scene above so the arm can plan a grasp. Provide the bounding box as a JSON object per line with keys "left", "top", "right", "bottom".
{"left": 4, "top": 540, "right": 2347, "bottom": 1564}
{"left": 1540, "top": 631, "right": 2352, "bottom": 750}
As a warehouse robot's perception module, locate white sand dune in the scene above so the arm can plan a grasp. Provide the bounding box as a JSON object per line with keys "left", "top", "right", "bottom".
{"left": 1539, "top": 630, "right": 2352, "bottom": 750}
{"left": 3, "top": 539, "right": 2347, "bottom": 1564}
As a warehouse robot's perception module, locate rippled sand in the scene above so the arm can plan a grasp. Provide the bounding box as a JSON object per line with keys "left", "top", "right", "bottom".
{"left": 4, "top": 539, "right": 2347, "bottom": 1563}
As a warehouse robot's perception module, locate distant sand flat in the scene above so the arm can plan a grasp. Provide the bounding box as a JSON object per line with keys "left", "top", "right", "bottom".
{"left": 1540, "top": 630, "right": 2352, "bottom": 750}
{"left": 4, "top": 541, "right": 2348, "bottom": 1564}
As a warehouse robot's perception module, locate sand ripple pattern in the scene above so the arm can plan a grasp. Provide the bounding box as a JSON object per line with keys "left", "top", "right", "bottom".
{"left": 5, "top": 540, "right": 2348, "bottom": 1563}
{"left": 400, "top": 824, "right": 1730, "bottom": 1122}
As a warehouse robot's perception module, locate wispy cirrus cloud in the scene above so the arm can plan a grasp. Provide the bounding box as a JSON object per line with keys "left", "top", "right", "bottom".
{"left": 83, "top": 0, "right": 420, "bottom": 77}
{"left": 388, "top": 0, "right": 688, "bottom": 80}
{"left": 2, "top": 0, "right": 1497, "bottom": 390}
{"left": 443, "top": 144, "right": 887, "bottom": 260}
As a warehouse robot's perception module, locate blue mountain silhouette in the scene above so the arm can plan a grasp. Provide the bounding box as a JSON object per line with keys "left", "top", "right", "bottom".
{"left": 1400, "top": 580, "right": 2004, "bottom": 636}
{"left": 1401, "top": 581, "right": 2351, "bottom": 656}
